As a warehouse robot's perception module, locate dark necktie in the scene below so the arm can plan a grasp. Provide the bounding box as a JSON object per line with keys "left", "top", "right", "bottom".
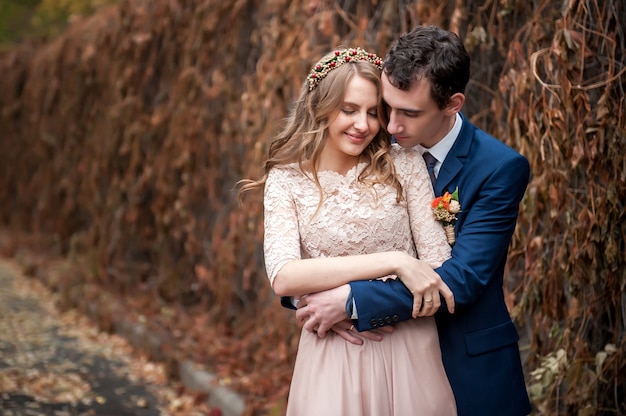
{"left": 423, "top": 152, "right": 437, "bottom": 188}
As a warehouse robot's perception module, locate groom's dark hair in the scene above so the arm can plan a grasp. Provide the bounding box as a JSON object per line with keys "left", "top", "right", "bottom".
{"left": 384, "top": 25, "right": 470, "bottom": 109}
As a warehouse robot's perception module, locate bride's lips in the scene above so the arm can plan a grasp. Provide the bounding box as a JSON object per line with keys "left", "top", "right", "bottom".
{"left": 347, "top": 133, "right": 367, "bottom": 143}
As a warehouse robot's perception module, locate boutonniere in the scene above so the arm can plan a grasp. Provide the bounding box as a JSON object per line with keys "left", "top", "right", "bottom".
{"left": 431, "top": 187, "right": 461, "bottom": 245}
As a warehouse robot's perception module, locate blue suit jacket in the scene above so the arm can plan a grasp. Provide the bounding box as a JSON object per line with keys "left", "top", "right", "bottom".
{"left": 350, "top": 114, "right": 532, "bottom": 416}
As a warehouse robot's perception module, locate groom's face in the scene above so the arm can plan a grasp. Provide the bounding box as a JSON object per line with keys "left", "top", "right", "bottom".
{"left": 382, "top": 73, "right": 454, "bottom": 149}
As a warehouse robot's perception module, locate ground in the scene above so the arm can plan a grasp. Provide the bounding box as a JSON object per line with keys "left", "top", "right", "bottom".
{"left": 0, "top": 259, "right": 215, "bottom": 416}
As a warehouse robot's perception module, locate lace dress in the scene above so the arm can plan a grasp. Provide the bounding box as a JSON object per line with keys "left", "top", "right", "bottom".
{"left": 264, "top": 144, "right": 457, "bottom": 416}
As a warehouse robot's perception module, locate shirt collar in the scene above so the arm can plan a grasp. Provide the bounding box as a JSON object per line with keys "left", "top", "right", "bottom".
{"left": 417, "top": 113, "right": 462, "bottom": 165}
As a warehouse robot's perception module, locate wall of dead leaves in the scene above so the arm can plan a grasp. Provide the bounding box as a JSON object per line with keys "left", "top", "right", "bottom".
{"left": 0, "top": 0, "right": 624, "bottom": 414}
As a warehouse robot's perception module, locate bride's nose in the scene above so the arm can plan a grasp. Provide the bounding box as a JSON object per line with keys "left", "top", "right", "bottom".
{"left": 353, "top": 112, "right": 370, "bottom": 131}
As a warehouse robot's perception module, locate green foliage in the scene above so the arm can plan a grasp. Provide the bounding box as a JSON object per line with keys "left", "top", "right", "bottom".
{"left": 0, "top": 0, "right": 40, "bottom": 45}
{"left": 0, "top": 0, "right": 115, "bottom": 46}
{"left": 31, "top": 0, "right": 116, "bottom": 38}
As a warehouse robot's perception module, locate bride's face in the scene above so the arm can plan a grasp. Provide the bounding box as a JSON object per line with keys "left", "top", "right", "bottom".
{"left": 322, "top": 75, "right": 380, "bottom": 171}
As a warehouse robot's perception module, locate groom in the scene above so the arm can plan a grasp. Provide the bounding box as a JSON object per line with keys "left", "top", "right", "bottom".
{"left": 294, "top": 26, "right": 532, "bottom": 415}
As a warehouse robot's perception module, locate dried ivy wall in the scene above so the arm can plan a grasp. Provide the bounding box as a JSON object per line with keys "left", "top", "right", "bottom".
{"left": 0, "top": 0, "right": 623, "bottom": 413}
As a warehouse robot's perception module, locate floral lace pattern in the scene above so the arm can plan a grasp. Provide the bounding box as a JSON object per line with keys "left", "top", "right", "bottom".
{"left": 263, "top": 144, "right": 451, "bottom": 286}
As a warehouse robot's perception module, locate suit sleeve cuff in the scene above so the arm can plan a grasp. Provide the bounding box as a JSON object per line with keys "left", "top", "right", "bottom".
{"left": 346, "top": 291, "right": 358, "bottom": 319}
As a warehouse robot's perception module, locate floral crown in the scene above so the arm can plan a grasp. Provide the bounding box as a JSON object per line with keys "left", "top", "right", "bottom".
{"left": 307, "top": 47, "right": 383, "bottom": 91}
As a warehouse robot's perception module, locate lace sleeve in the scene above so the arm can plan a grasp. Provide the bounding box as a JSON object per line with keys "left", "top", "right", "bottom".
{"left": 392, "top": 145, "right": 452, "bottom": 267}
{"left": 263, "top": 167, "right": 302, "bottom": 287}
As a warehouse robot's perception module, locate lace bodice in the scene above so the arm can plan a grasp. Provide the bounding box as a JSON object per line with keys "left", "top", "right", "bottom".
{"left": 263, "top": 144, "right": 451, "bottom": 285}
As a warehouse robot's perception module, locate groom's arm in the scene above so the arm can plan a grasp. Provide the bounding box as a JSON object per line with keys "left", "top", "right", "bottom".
{"left": 288, "top": 271, "right": 447, "bottom": 334}
{"left": 349, "top": 279, "right": 414, "bottom": 331}
{"left": 280, "top": 296, "right": 297, "bottom": 310}
{"left": 353, "top": 153, "right": 530, "bottom": 332}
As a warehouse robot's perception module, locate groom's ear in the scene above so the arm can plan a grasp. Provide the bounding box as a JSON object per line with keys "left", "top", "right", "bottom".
{"left": 445, "top": 92, "right": 465, "bottom": 115}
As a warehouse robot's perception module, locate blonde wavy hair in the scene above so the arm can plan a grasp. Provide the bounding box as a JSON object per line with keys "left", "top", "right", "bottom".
{"left": 239, "top": 49, "right": 403, "bottom": 207}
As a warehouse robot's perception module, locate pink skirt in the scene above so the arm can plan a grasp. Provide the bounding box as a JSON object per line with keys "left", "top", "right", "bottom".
{"left": 286, "top": 317, "right": 457, "bottom": 416}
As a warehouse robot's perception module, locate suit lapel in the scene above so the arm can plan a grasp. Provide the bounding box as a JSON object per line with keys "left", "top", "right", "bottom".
{"left": 435, "top": 113, "right": 473, "bottom": 195}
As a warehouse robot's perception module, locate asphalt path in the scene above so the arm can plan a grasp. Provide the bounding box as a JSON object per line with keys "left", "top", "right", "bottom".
{"left": 0, "top": 260, "right": 188, "bottom": 416}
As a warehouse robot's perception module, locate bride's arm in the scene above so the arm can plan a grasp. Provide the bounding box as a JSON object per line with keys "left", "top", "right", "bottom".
{"left": 264, "top": 167, "right": 420, "bottom": 298}
{"left": 272, "top": 251, "right": 413, "bottom": 298}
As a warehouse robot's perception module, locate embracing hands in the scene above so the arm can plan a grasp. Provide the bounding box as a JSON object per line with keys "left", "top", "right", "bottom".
{"left": 294, "top": 253, "right": 454, "bottom": 344}
{"left": 295, "top": 285, "right": 393, "bottom": 345}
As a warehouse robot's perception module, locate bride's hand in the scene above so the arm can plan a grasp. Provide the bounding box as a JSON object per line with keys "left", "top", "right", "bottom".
{"left": 329, "top": 320, "right": 394, "bottom": 345}
{"left": 393, "top": 252, "right": 455, "bottom": 318}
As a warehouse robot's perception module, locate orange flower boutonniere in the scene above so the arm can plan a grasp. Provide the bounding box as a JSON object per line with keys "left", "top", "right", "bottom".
{"left": 431, "top": 187, "right": 461, "bottom": 245}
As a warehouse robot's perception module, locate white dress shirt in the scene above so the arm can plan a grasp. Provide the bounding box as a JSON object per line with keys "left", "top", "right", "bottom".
{"left": 416, "top": 113, "right": 462, "bottom": 178}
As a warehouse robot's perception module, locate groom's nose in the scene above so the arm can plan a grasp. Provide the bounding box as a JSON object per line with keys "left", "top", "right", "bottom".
{"left": 386, "top": 111, "right": 402, "bottom": 135}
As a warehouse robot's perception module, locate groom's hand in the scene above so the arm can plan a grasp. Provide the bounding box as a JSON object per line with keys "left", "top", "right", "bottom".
{"left": 297, "top": 286, "right": 394, "bottom": 345}
{"left": 296, "top": 285, "right": 351, "bottom": 337}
